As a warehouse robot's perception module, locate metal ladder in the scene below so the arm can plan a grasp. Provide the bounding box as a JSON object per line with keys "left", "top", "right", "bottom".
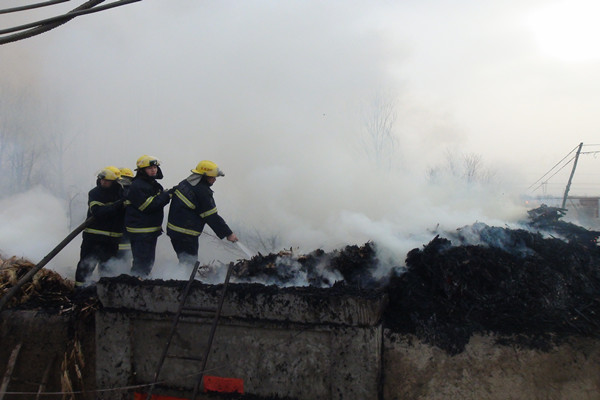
{"left": 145, "top": 260, "right": 234, "bottom": 400}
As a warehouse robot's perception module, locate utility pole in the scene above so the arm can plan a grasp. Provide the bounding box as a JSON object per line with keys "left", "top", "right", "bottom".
{"left": 561, "top": 142, "right": 584, "bottom": 209}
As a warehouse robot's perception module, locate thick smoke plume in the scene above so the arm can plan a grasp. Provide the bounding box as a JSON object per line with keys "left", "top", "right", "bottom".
{"left": 0, "top": 1, "right": 567, "bottom": 282}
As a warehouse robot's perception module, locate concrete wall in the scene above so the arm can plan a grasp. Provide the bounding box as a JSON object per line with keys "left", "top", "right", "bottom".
{"left": 3, "top": 283, "right": 600, "bottom": 399}
{"left": 96, "top": 278, "right": 386, "bottom": 400}
{"left": 383, "top": 331, "right": 600, "bottom": 400}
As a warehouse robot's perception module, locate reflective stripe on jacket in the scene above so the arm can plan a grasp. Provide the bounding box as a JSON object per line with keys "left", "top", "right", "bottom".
{"left": 83, "top": 180, "right": 125, "bottom": 242}
{"left": 124, "top": 174, "right": 169, "bottom": 237}
{"left": 166, "top": 178, "right": 232, "bottom": 239}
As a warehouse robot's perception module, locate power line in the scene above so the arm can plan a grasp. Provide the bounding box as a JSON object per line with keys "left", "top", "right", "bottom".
{"left": 530, "top": 155, "right": 576, "bottom": 193}
{"left": 528, "top": 143, "right": 580, "bottom": 190}
{"left": 528, "top": 143, "right": 600, "bottom": 194}
{"left": 0, "top": 0, "right": 142, "bottom": 45}
{"left": 0, "top": 0, "right": 70, "bottom": 15}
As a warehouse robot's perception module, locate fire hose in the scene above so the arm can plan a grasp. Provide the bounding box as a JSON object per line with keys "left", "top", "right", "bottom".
{"left": 236, "top": 242, "right": 255, "bottom": 258}
{"left": 0, "top": 216, "right": 94, "bottom": 312}
{"left": 0, "top": 219, "right": 254, "bottom": 312}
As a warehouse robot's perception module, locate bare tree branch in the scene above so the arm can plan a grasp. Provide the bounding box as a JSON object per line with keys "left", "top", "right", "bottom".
{"left": 360, "top": 92, "right": 399, "bottom": 171}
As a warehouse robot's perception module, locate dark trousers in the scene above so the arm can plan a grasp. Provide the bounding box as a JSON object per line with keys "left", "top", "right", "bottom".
{"left": 130, "top": 235, "right": 158, "bottom": 277}
{"left": 75, "top": 238, "right": 118, "bottom": 284}
{"left": 116, "top": 238, "right": 132, "bottom": 269}
{"left": 169, "top": 233, "right": 199, "bottom": 266}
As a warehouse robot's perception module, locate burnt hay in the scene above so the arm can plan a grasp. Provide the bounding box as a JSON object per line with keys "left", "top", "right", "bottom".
{"left": 385, "top": 219, "right": 600, "bottom": 354}
{"left": 4, "top": 205, "right": 600, "bottom": 355}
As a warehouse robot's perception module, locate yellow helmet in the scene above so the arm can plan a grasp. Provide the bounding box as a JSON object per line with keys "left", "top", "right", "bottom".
{"left": 98, "top": 166, "right": 121, "bottom": 181}
{"left": 119, "top": 167, "right": 134, "bottom": 178}
{"left": 191, "top": 160, "right": 224, "bottom": 177}
{"left": 136, "top": 155, "right": 161, "bottom": 170}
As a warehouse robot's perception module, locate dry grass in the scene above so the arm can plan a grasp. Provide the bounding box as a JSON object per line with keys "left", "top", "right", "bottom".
{"left": 0, "top": 255, "right": 75, "bottom": 309}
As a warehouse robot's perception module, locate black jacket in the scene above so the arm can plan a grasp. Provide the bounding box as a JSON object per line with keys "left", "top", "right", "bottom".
{"left": 83, "top": 179, "right": 125, "bottom": 242}
{"left": 167, "top": 177, "right": 232, "bottom": 239}
{"left": 124, "top": 171, "right": 170, "bottom": 237}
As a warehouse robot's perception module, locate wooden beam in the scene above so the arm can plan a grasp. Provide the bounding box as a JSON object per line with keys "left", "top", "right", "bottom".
{"left": 0, "top": 342, "right": 22, "bottom": 400}
{"left": 35, "top": 355, "right": 56, "bottom": 400}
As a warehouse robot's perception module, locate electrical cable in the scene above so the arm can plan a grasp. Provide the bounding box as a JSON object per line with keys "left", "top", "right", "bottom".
{"left": 0, "top": 0, "right": 141, "bottom": 45}
{"left": 530, "top": 155, "right": 576, "bottom": 193}
{"left": 0, "top": 0, "right": 70, "bottom": 15}
{"left": 0, "top": 0, "right": 103, "bottom": 44}
{"left": 528, "top": 144, "right": 579, "bottom": 190}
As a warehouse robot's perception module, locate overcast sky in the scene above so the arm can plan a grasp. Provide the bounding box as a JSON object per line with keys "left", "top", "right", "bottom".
{"left": 2, "top": 0, "right": 600, "bottom": 271}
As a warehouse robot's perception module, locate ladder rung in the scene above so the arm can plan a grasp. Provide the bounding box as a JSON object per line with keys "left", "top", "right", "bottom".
{"left": 182, "top": 306, "right": 217, "bottom": 313}
{"left": 166, "top": 355, "right": 204, "bottom": 361}
{"left": 146, "top": 261, "right": 234, "bottom": 400}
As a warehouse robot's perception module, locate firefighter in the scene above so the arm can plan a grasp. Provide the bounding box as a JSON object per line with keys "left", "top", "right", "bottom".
{"left": 75, "top": 166, "right": 125, "bottom": 286}
{"left": 116, "top": 167, "right": 134, "bottom": 266}
{"left": 119, "top": 167, "right": 134, "bottom": 188}
{"left": 125, "top": 155, "right": 171, "bottom": 277}
{"left": 167, "top": 160, "right": 238, "bottom": 267}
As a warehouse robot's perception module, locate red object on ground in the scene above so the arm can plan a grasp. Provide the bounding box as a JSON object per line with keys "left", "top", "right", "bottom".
{"left": 133, "top": 376, "right": 244, "bottom": 400}
{"left": 203, "top": 375, "right": 244, "bottom": 393}
{"left": 134, "top": 393, "right": 188, "bottom": 400}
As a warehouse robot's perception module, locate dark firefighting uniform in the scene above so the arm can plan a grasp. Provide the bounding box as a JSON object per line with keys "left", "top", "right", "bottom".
{"left": 75, "top": 179, "right": 124, "bottom": 285}
{"left": 116, "top": 177, "right": 133, "bottom": 266}
{"left": 124, "top": 168, "right": 170, "bottom": 277}
{"left": 167, "top": 175, "right": 233, "bottom": 265}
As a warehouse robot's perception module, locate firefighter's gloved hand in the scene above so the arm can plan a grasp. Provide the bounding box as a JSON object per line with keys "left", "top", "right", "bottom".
{"left": 168, "top": 187, "right": 177, "bottom": 195}
{"left": 158, "top": 191, "right": 171, "bottom": 204}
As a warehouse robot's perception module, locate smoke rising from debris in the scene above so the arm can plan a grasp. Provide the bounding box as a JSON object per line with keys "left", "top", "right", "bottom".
{"left": 0, "top": 2, "right": 541, "bottom": 281}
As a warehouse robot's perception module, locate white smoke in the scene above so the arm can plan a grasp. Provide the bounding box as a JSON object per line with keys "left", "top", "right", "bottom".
{"left": 0, "top": 186, "right": 77, "bottom": 274}
{"left": 0, "top": 1, "right": 564, "bottom": 285}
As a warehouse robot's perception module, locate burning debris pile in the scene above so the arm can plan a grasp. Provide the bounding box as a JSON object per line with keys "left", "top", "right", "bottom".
{"left": 385, "top": 206, "right": 600, "bottom": 354}
{"left": 225, "top": 206, "right": 600, "bottom": 354}
{"left": 231, "top": 243, "right": 384, "bottom": 289}
{"left": 4, "top": 205, "right": 600, "bottom": 357}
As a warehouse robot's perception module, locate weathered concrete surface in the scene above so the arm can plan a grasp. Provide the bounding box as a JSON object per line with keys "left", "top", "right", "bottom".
{"left": 383, "top": 331, "right": 600, "bottom": 400}
{"left": 5, "top": 294, "right": 600, "bottom": 399}
{"left": 96, "top": 278, "right": 386, "bottom": 400}
{"left": 97, "top": 276, "right": 385, "bottom": 326}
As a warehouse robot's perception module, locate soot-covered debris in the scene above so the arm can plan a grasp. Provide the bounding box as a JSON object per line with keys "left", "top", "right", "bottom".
{"left": 232, "top": 242, "right": 383, "bottom": 288}
{"left": 385, "top": 206, "right": 600, "bottom": 354}
{"left": 5, "top": 204, "right": 600, "bottom": 356}
{"left": 527, "top": 204, "right": 600, "bottom": 247}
